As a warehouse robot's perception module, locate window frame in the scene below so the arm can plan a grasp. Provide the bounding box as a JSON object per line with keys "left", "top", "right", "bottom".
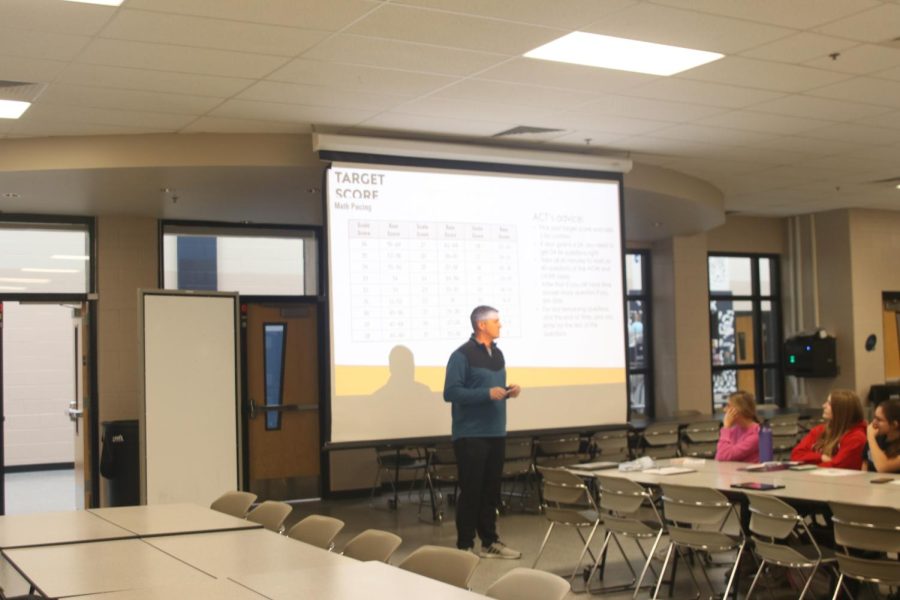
{"left": 708, "top": 252, "right": 784, "bottom": 410}
{"left": 625, "top": 250, "right": 654, "bottom": 419}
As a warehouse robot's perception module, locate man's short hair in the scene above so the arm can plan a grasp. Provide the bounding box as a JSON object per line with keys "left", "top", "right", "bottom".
{"left": 470, "top": 305, "right": 499, "bottom": 331}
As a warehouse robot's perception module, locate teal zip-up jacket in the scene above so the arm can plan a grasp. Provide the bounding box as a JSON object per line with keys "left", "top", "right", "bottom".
{"left": 443, "top": 335, "right": 507, "bottom": 440}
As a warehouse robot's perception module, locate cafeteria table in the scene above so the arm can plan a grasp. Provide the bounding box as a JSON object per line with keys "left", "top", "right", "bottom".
{"left": 89, "top": 502, "right": 261, "bottom": 537}
{"left": 0, "top": 510, "right": 134, "bottom": 549}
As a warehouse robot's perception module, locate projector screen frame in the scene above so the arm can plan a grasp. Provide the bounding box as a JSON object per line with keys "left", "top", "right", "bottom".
{"left": 319, "top": 150, "right": 631, "bottom": 450}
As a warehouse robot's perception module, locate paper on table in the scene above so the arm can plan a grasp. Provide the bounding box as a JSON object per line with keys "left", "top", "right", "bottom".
{"left": 809, "top": 468, "right": 860, "bottom": 477}
{"left": 643, "top": 467, "right": 695, "bottom": 475}
{"left": 889, "top": 479, "right": 900, "bottom": 486}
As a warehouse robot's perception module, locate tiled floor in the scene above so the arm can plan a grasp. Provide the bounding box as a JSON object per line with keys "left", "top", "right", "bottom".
{"left": 4, "top": 469, "right": 75, "bottom": 515}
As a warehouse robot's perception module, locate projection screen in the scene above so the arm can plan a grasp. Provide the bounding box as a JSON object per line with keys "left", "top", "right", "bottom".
{"left": 326, "top": 162, "right": 627, "bottom": 444}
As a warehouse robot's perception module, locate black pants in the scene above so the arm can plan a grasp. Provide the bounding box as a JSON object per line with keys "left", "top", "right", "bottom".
{"left": 453, "top": 436, "right": 505, "bottom": 549}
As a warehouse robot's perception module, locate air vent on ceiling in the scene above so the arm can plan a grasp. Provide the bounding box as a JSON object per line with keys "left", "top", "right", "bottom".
{"left": 493, "top": 125, "right": 566, "bottom": 139}
{"left": 0, "top": 80, "right": 47, "bottom": 102}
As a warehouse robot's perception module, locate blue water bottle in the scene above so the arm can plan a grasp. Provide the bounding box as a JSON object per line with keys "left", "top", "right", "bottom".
{"left": 758, "top": 420, "right": 774, "bottom": 462}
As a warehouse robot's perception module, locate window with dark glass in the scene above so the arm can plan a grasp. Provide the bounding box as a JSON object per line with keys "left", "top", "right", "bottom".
{"left": 708, "top": 254, "right": 782, "bottom": 410}
{"left": 264, "top": 324, "right": 287, "bottom": 430}
{"left": 626, "top": 251, "right": 653, "bottom": 418}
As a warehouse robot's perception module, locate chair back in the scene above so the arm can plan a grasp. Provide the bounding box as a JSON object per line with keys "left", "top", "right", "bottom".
{"left": 538, "top": 467, "right": 598, "bottom": 526}
{"left": 680, "top": 420, "right": 720, "bottom": 458}
{"left": 661, "top": 484, "right": 732, "bottom": 526}
{"left": 486, "top": 567, "right": 570, "bottom": 600}
{"left": 596, "top": 475, "right": 661, "bottom": 537}
{"left": 505, "top": 437, "right": 534, "bottom": 460}
{"left": 641, "top": 422, "right": 679, "bottom": 458}
{"left": 428, "top": 443, "right": 458, "bottom": 482}
{"left": 747, "top": 493, "right": 800, "bottom": 539}
{"left": 829, "top": 502, "right": 900, "bottom": 586}
{"left": 341, "top": 529, "right": 402, "bottom": 562}
{"left": 398, "top": 545, "right": 480, "bottom": 589}
{"left": 246, "top": 500, "right": 292, "bottom": 532}
{"left": 287, "top": 514, "right": 345, "bottom": 549}
{"left": 210, "top": 490, "right": 257, "bottom": 518}
{"left": 591, "top": 428, "right": 630, "bottom": 461}
{"left": 747, "top": 493, "right": 823, "bottom": 567}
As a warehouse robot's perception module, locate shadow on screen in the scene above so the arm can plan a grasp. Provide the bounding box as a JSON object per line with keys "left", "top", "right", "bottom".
{"left": 371, "top": 345, "right": 432, "bottom": 403}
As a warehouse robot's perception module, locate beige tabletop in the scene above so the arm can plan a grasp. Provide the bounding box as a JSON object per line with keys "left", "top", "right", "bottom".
{"left": 584, "top": 459, "right": 900, "bottom": 508}
{"left": 2, "top": 538, "right": 213, "bottom": 598}
{"left": 0, "top": 510, "right": 134, "bottom": 549}
{"left": 65, "top": 579, "right": 267, "bottom": 600}
{"left": 231, "top": 560, "right": 486, "bottom": 600}
{"left": 143, "top": 528, "right": 349, "bottom": 578}
{"left": 89, "top": 503, "right": 261, "bottom": 537}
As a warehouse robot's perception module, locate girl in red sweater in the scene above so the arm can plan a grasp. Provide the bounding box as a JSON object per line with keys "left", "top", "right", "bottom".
{"left": 791, "top": 389, "right": 867, "bottom": 469}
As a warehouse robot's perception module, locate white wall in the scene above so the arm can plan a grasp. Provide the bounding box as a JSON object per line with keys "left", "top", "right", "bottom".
{"left": 2, "top": 303, "right": 75, "bottom": 466}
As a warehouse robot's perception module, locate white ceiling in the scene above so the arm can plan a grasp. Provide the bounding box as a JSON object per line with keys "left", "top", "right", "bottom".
{"left": 1, "top": 0, "right": 899, "bottom": 216}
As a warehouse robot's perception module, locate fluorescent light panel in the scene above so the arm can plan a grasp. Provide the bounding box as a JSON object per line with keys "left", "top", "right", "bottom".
{"left": 525, "top": 32, "right": 723, "bottom": 76}
{"left": 21, "top": 268, "right": 79, "bottom": 273}
{"left": 63, "top": 0, "right": 124, "bottom": 6}
{"left": 0, "top": 277, "right": 50, "bottom": 284}
{"left": 51, "top": 254, "right": 90, "bottom": 261}
{"left": 0, "top": 100, "right": 30, "bottom": 119}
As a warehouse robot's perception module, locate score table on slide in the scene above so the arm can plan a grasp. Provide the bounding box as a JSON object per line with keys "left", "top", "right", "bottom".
{"left": 348, "top": 219, "right": 521, "bottom": 342}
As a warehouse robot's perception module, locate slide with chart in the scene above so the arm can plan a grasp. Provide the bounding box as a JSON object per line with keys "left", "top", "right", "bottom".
{"left": 326, "top": 162, "right": 627, "bottom": 444}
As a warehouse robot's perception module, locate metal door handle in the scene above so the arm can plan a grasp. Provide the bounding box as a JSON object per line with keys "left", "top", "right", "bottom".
{"left": 66, "top": 400, "right": 83, "bottom": 421}
{"left": 248, "top": 399, "right": 318, "bottom": 419}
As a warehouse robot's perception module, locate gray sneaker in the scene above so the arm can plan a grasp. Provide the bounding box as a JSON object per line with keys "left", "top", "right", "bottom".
{"left": 480, "top": 541, "right": 521, "bottom": 559}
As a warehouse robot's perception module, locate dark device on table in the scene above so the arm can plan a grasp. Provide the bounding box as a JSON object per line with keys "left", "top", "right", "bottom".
{"left": 870, "top": 477, "right": 894, "bottom": 484}
{"left": 730, "top": 482, "right": 785, "bottom": 491}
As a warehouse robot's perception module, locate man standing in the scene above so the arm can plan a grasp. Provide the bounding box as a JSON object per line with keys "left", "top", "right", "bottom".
{"left": 443, "top": 305, "right": 521, "bottom": 558}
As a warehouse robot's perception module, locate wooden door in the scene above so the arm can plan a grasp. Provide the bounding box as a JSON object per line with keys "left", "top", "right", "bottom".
{"left": 246, "top": 303, "right": 320, "bottom": 501}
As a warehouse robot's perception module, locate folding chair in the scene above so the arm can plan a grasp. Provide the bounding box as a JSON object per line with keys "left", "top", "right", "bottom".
{"left": 421, "top": 443, "right": 457, "bottom": 523}
{"left": 640, "top": 423, "right": 680, "bottom": 459}
{"left": 770, "top": 414, "right": 800, "bottom": 461}
{"left": 679, "top": 420, "right": 720, "bottom": 458}
{"left": 653, "top": 484, "right": 745, "bottom": 600}
{"left": 745, "top": 493, "right": 841, "bottom": 600}
{"left": 589, "top": 475, "right": 665, "bottom": 596}
{"left": 502, "top": 436, "right": 536, "bottom": 512}
{"left": 533, "top": 466, "right": 602, "bottom": 590}
{"left": 534, "top": 434, "right": 589, "bottom": 468}
{"left": 591, "top": 427, "right": 631, "bottom": 463}
{"left": 398, "top": 545, "right": 480, "bottom": 589}
{"left": 370, "top": 445, "right": 428, "bottom": 510}
{"left": 829, "top": 502, "right": 900, "bottom": 600}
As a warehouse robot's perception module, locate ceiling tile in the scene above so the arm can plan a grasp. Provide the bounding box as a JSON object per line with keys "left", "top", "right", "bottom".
{"left": 745, "top": 135, "right": 865, "bottom": 155}
{"left": 650, "top": 123, "right": 775, "bottom": 146}
{"left": 8, "top": 121, "right": 168, "bottom": 137}
{"left": 627, "top": 78, "right": 784, "bottom": 108}
{"left": 181, "top": 116, "right": 310, "bottom": 134}
{"left": 800, "top": 122, "right": 900, "bottom": 144}
{"left": 38, "top": 84, "right": 223, "bottom": 115}
{"left": 75, "top": 39, "right": 289, "bottom": 79}
{"left": 478, "top": 58, "right": 653, "bottom": 94}
{"left": 804, "top": 44, "right": 900, "bottom": 74}
{"left": 794, "top": 154, "right": 899, "bottom": 174}
{"left": 269, "top": 59, "right": 457, "bottom": 96}
{"left": 301, "top": 34, "right": 507, "bottom": 77}
{"left": 55, "top": 64, "right": 254, "bottom": 98}
{"left": 0, "top": 27, "right": 90, "bottom": 62}
{"left": 873, "top": 64, "right": 900, "bottom": 81}
{"left": 711, "top": 145, "right": 816, "bottom": 165}
{"left": 807, "top": 76, "right": 900, "bottom": 109}
{"left": 125, "top": 0, "right": 380, "bottom": 31}
{"left": 395, "top": 96, "right": 558, "bottom": 125}
{"left": 581, "top": 3, "right": 791, "bottom": 54}
{"left": 209, "top": 99, "right": 377, "bottom": 125}
{"left": 359, "top": 111, "right": 514, "bottom": 137}
{"left": 0, "top": 56, "right": 68, "bottom": 83}
{"left": 577, "top": 95, "right": 728, "bottom": 122}
{"left": 391, "top": 0, "right": 637, "bottom": 29}
{"left": 662, "top": 157, "right": 776, "bottom": 177}
{"left": 434, "top": 79, "right": 599, "bottom": 110}
{"left": 814, "top": 4, "right": 900, "bottom": 43}
{"left": 612, "top": 135, "right": 731, "bottom": 158}
{"left": 740, "top": 33, "right": 858, "bottom": 63}
{"left": 102, "top": 10, "right": 328, "bottom": 57}
{"left": 678, "top": 56, "right": 851, "bottom": 93}
{"left": 20, "top": 103, "right": 194, "bottom": 130}
{"left": 747, "top": 94, "right": 891, "bottom": 121}
{"left": 546, "top": 131, "right": 628, "bottom": 148}
{"left": 549, "top": 113, "right": 673, "bottom": 135}
{"left": 237, "top": 81, "right": 410, "bottom": 111}
{"left": 0, "top": 0, "right": 115, "bottom": 36}
{"left": 695, "top": 110, "right": 833, "bottom": 134}
{"left": 651, "top": 0, "right": 881, "bottom": 29}
{"left": 346, "top": 4, "right": 562, "bottom": 54}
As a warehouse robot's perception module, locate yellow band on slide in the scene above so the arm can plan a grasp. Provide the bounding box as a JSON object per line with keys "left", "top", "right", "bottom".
{"left": 334, "top": 365, "right": 626, "bottom": 395}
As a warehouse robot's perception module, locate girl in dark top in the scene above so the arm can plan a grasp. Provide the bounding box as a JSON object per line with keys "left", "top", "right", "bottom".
{"left": 865, "top": 398, "right": 900, "bottom": 473}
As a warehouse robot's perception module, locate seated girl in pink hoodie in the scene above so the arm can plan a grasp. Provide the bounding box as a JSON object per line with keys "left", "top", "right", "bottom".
{"left": 715, "top": 391, "right": 760, "bottom": 463}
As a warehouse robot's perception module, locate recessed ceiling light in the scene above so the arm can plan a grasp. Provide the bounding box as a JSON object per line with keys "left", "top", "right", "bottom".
{"left": 63, "top": 0, "right": 124, "bottom": 6}
{"left": 51, "top": 254, "right": 90, "bottom": 261}
{"left": 0, "top": 100, "right": 30, "bottom": 119}
{"left": 0, "top": 286, "right": 27, "bottom": 291}
{"left": 21, "top": 268, "right": 79, "bottom": 274}
{"left": 895, "top": 183, "right": 900, "bottom": 190}
{"left": 525, "top": 32, "right": 724, "bottom": 76}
